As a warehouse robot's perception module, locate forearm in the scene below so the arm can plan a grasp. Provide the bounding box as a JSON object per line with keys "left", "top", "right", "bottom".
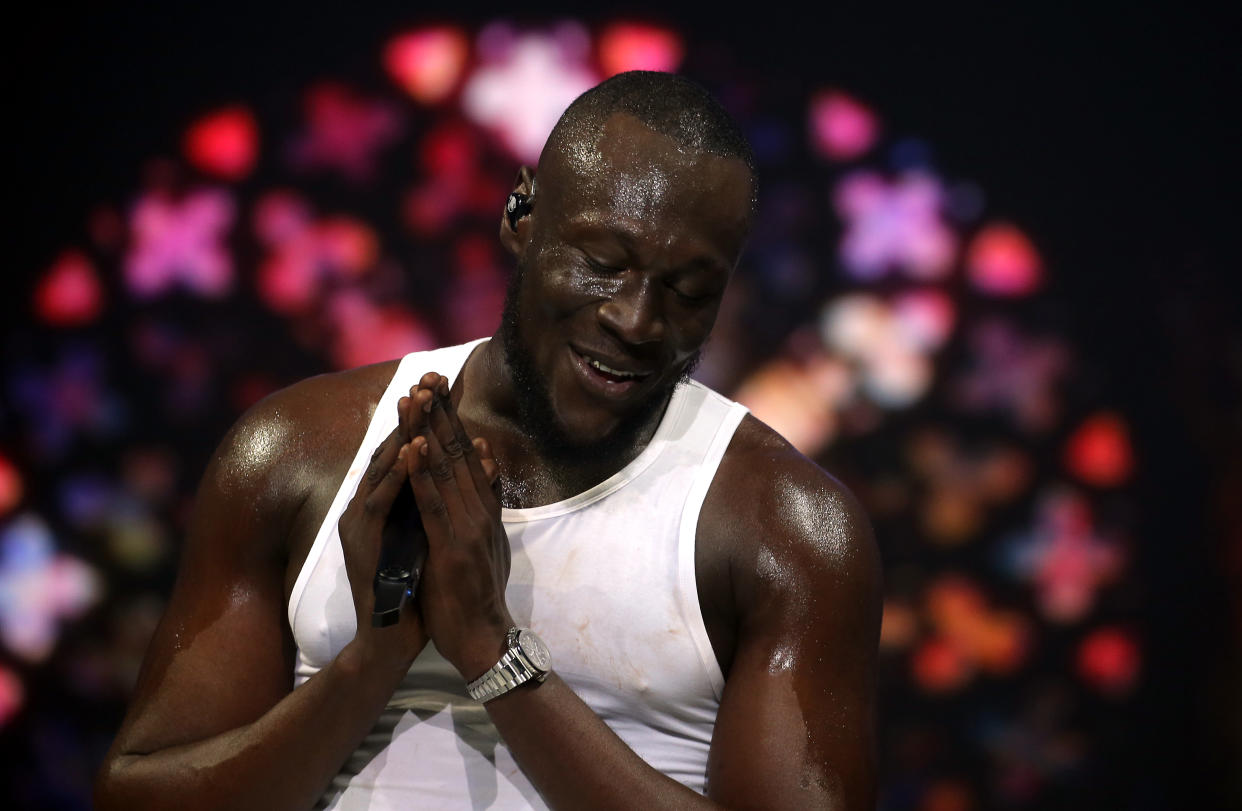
{"left": 95, "top": 641, "right": 407, "bottom": 811}
{"left": 486, "top": 674, "right": 723, "bottom": 811}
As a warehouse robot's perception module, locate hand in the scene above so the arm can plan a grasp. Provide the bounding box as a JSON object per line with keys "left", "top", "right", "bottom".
{"left": 337, "top": 374, "right": 438, "bottom": 673}
{"left": 405, "top": 374, "right": 513, "bottom": 680}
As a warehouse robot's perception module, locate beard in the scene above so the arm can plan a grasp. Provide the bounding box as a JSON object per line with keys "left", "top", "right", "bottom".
{"left": 498, "top": 258, "right": 700, "bottom": 467}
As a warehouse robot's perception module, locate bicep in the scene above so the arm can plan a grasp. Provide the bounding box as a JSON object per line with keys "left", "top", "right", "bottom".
{"left": 111, "top": 421, "right": 299, "bottom": 757}
{"left": 705, "top": 464, "right": 882, "bottom": 809}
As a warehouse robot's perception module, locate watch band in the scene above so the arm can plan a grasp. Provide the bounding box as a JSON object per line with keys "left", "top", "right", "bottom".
{"left": 466, "top": 627, "right": 551, "bottom": 703}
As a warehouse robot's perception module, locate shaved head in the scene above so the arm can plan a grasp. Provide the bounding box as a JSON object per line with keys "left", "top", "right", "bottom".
{"left": 540, "top": 71, "right": 757, "bottom": 211}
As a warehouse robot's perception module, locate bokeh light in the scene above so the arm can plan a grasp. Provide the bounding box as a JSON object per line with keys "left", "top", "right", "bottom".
{"left": 183, "top": 106, "right": 259, "bottom": 180}
{"left": 597, "top": 22, "right": 683, "bottom": 75}
{"left": 809, "top": 90, "right": 879, "bottom": 162}
{"left": 4, "top": 15, "right": 1158, "bottom": 809}
{"left": 1064, "top": 411, "right": 1134, "bottom": 487}
{"left": 33, "top": 250, "right": 105, "bottom": 327}
{"left": 383, "top": 26, "right": 470, "bottom": 104}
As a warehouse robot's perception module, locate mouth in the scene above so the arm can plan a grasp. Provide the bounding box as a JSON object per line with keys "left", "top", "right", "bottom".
{"left": 569, "top": 346, "right": 653, "bottom": 398}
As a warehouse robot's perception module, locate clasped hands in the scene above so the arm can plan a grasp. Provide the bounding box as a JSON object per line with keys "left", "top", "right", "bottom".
{"left": 339, "top": 371, "right": 513, "bottom": 682}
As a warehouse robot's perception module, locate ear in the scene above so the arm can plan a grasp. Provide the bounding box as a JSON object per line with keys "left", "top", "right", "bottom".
{"left": 499, "top": 166, "right": 536, "bottom": 257}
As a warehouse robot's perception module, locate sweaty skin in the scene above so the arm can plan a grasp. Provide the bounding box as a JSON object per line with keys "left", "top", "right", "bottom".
{"left": 95, "top": 113, "right": 882, "bottom": 810}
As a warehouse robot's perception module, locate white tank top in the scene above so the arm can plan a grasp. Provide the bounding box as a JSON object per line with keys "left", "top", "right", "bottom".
{"left": 288, "top": 339, "right": 748, "bottom": 809}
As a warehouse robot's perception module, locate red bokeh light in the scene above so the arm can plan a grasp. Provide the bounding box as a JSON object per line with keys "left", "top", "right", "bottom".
{"left": 598, "top": 23, "right": 684, "bottom": 75}
{"left": 34, "top": 250, "right": 104, "bottom": 327}
{"left": 912, "top": 636, "right": 972, "bottom": 692}
{"left": 1077, "top": 627, "right": 1140, "bottom": 695}
{"left": 183, "top": 106, "right": 259, "bottom": 181}
{"left": 1064, "top": 412, "right": 1134, "bottom": 487}
{"left": 0, "top": 453, "right": 22, "bottom": 517}
{"left": 965, "top": 223, "right": 1042, "bottom": 296}
{"left": 0, "top": 667, "right": 23, "bottom": 728}
{"left": 384, "top": 26, "right": 470, "bottom": 104}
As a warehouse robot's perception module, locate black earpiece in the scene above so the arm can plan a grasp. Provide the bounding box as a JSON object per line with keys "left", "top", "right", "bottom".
{"left": 506, "top": 192, "right": 532, "bottom": 231}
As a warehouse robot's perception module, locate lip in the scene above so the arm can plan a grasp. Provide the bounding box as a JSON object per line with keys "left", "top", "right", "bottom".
{"left": 568, "top": 346, "right": 651, "bottom": 399}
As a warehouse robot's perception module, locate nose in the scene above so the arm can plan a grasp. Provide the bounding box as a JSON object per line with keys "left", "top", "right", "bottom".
{"left": 596, "top": 272, "right": 665, "bottom": 346}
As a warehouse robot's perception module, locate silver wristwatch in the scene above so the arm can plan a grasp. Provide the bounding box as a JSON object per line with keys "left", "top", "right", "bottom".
{"left": 466, "top": 627, "right": 552, "bottom": 703}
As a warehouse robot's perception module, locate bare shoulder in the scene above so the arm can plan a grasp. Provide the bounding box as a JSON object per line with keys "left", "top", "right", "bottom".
{"left": 710, "top": 412, "right": 884, "bottom": 581}
{"left": 700, "top": 413, "right": 882, "bottom": 626}
{"left": 196, "top": 359, "right": 402, "bottom": 558}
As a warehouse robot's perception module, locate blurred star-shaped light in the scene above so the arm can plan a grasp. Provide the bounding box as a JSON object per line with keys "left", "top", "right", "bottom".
{"left": 0, "top": 515, "right": 101, "bottom": 662}
{"left": 462, "top": 23, "right": 600, "bottom": 162}
{"left": 125, "top": 188, "right": 236, "bottom": 299}
{"left": 821, "top": 291, "right": 955, "bottom": 409}
{"left": 951, "top": 320, "right": 1069, "bottom": 433}
{"left": 253, "top": 192, "right": 378, "bottom": 314}
{"left": 1003, "top": 489, "right": 1123, "bottom": 623}
{"left": 384, "top": 26, "right": 470, "bottom": 104}
{"left": 34, "top": 250, "right": 105, "bottom": 327}
{"left": 834, "top": 170, "right": 957, "bottom": 280}
{"left": 288, "top": 82, "right": 403, "bottom": 182}
{"left": 183, "top": 106, "right": 260, "bottom": 181}
{"left": 597, "top": 22, "right": 684, "bottom": 75}
{"left": 809, "top": 90, "right": 879, "bottom": 162}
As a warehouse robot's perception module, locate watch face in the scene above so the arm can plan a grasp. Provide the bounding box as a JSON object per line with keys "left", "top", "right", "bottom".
{"left": 517, "top": 629, "right": 551, "bottom": 671}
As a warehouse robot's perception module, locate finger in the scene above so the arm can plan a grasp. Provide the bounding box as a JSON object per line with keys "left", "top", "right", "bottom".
{"left": 407, "top": 435, "right": 454, "bottom": 546}
{"left": 401, "top": 386, "right": 434, "bottom": 442}
{"left": 361, "top": 425, "right": 405, "bottom": 497}
{"left": 420, "top": 409, "right": 472, "bottom": 525}
{"left": 362, "top": 443, "right": 412, "bottom": 528}
{"left": 427, "top": 377, "right": 495, "bottom": 511}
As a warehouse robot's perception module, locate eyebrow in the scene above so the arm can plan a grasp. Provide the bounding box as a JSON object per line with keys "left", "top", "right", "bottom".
{"left": 561, "top": 215, "right": 734, "bottom": 277}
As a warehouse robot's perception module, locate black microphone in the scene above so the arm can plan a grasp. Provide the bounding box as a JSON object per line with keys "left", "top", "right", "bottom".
{"left": 372, "top": 482, "right": 427, "bottom": 627}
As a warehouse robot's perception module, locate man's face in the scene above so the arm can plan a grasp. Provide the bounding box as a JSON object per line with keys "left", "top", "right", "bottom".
{"left": 500, "top": 112, "right": 753, "bottom": 458}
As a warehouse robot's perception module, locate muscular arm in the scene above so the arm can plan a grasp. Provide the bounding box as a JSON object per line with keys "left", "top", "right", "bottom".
{"left": 415, "top": 393, "right": 882, "bottom": 809}
{"left": 94, "top": 368, "right": 427, "bottom": 811}
{"left": 703, "top": 416, "right": 882, "bottom": 808}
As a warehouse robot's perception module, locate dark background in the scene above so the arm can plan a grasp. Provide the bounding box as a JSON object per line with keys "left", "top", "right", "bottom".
{"left": 9, "top": 2, "right": 1238, "bottom": 806}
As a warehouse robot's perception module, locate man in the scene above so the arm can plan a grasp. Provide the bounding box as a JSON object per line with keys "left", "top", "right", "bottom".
{"left": 95, "top": 71, "right": 882, "bottom": 809}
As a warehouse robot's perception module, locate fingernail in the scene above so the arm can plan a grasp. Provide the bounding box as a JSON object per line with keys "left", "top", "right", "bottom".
{"left": 398, "top": 445, "right": 408, "bottom": 461}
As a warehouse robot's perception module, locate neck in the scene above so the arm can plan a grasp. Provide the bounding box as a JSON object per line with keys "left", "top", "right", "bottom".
{"left": 454, "top": 336, "right": 671, "bottom": 509}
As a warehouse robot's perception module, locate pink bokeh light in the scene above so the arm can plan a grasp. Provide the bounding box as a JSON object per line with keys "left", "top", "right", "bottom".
{"left": 809, "top": 90, "right": 879, "bottom": 161}
{"left": 384, "top": 26, "right": 471, "bottom": 104}
{"left": 253, "top": 192, "right": 378, "bottom": 313}
{"left": 124, "top": 189, "right": 236, "bottom": 299}
{"left": 834, "top": 170, "right": 957, "bottom": 281}
{"left": 325, "top": 291, "right": 436, "bottom": 370}
{"left": 966, "top": 222, "right": 1043, "bottom": 296}
{"left": 0, "top": 516, "right": 101, "bottom": 663}
{"left": 288, "top": 83, "right": 404, "bottom": 182}
{"left": 1007, "top": 490, "right": 1123, "bottom": 624}
{"left": 462, "top": 23, "right": 600, "bottom": 162}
